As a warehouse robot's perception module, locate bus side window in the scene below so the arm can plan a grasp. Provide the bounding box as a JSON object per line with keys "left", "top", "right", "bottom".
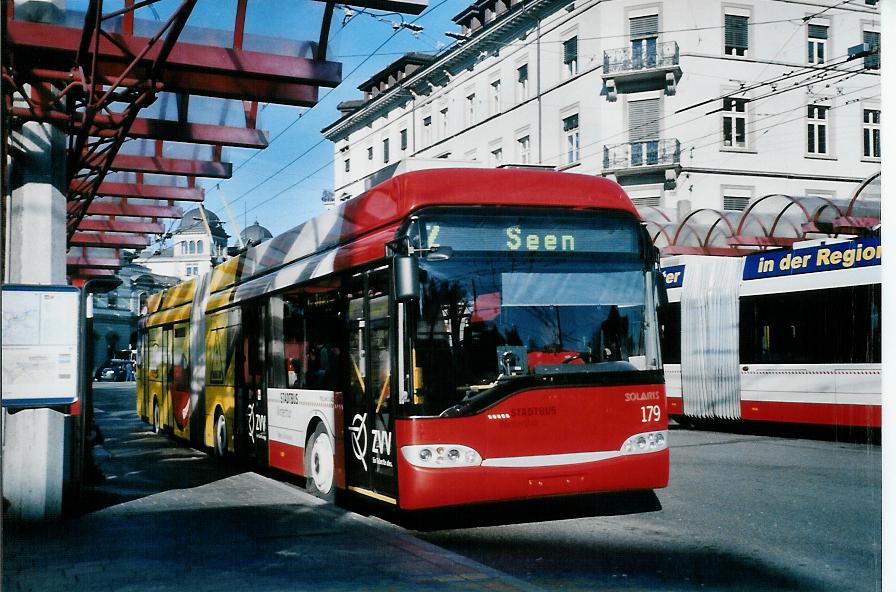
{"left": 148, "top": 326, "right": 163, "bottom": 380}
{"left": 281, "top": 296, "right": 305, "bottom": 388}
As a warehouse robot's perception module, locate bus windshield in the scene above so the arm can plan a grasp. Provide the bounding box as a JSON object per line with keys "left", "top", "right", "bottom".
{"left": 408, "top": 209, "right": 654, "bottom": 417}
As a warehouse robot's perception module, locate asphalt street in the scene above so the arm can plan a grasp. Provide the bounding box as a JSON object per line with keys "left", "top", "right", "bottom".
{"left": 5, "top": 382, "right": 881, "bottom": 591}
{"left": 416, "top": 427, "right": 882, "bottom": 591}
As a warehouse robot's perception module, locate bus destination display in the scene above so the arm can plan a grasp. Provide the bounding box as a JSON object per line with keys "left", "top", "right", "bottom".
{"left": 421, "top": 215, "right": 638, "bottom": 254}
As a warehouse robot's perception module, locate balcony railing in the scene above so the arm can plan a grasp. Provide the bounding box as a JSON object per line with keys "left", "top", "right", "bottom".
{"left": 603, "top": 138, "right": 680, "bottom": 171}
{"left": 603, "top": 40, "right": 679, "bottom": 76}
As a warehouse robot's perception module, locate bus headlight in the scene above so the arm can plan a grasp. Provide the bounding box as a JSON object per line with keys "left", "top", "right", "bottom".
{"left": 621, "top": 430, "right": 668, "bottom": 455}
{"left": 402, "top": 444, "right": 483, "bottom": 468}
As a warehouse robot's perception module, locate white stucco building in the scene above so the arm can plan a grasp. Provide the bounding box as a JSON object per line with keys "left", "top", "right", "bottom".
{"left": 133, "top": 207, "right": 230, "bottom": 281}
{"left": 323, "top": 0, "right": 880, "bottom": 212}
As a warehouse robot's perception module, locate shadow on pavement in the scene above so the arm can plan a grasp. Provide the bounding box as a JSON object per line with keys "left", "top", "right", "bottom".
{"left": 352, "top": 490, "right": 662, "bottom": 532}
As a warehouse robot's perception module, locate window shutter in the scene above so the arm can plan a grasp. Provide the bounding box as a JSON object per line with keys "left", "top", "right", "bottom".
{"left": 629, "top": 99, "right": 659, "bottom": 141}
{"left": 725, "top": 14, "right": 749, "bottom": 50}
{"left": 864, "top": 31, "right": 880, "bottom": 69}
{"left": 563, "top": 37, "right": 578, "bottom": 64}
{"left": 630, "top": 15, "right": 659, "bottom": 39}
{"left": 808, "top": 24, "right": 828, "bottom": 39}
{"left": 723, "top": 196, "right": 750, "bottom": 211}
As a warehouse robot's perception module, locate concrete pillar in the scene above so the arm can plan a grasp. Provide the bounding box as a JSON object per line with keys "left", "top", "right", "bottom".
{"left": 677, "top": 199, "right": 692, "bottom": 222}
{"left": 2, "top": 409, "right": 67, "bottom": 521}
{"left": 3, "top": 0, "right": 70, "bottom": 521}
{"left": 7, "top": 121, "right": 68, "bottom": 284}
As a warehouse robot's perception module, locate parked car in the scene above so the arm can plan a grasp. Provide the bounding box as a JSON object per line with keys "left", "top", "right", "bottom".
{"left": 95, "top": 359, "right": 129, "bottom": 382}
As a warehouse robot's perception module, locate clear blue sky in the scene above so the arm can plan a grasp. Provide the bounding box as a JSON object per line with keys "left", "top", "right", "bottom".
{"left": 191, "top": 0, "right": 471, "bottom": 240}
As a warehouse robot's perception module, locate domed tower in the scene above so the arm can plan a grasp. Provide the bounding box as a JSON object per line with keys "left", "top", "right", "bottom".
{"left": 133, "top": 205, "right": 230, "bottom": 280}
{"left": 240, "top": 220, "right": 273, "bottom": 247}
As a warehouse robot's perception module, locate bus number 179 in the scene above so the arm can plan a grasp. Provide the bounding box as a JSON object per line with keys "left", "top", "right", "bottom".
{"left": 641, "top": 405, "right": 662, "bottom": 423}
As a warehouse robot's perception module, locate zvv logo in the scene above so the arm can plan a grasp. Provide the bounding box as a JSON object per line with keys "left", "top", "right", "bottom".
{"left": 349, "top": 413, "right": 368, "bottom": 471}
{"left": 372, "top": 429, "right": 392, "bottom": 456}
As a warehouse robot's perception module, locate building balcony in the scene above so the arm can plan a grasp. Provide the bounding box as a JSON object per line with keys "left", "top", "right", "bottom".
{"left": 603, "top": 139, "right": 680, "bottom": 184}
{"left": 602, "top": 41, "right": 682, "bottom": 100}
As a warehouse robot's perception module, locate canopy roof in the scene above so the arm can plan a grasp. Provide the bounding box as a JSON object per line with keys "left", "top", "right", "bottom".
{"left": 641, "top": 172, "right": 880, "bottom": 256}
{"left": 2, "top": 0, "right": 426, "bottom": 284}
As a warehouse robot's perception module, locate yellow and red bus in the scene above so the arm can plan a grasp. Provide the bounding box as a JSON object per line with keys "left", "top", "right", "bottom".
{"left": 137, "top": 168, "right": 669, "bottom": 510}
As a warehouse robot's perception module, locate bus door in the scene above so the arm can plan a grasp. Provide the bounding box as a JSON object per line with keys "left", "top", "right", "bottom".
{"left": 143, "top": 326, "right": 163, "bottom": 428}
{"left": 236, "top": 301, "right": 268, "bottom": 464}
{"left": 345, "top": 271, "right": 397, "bottom": 503}
{"left": 168, "top": 322, "right": 191, "bottom": 438}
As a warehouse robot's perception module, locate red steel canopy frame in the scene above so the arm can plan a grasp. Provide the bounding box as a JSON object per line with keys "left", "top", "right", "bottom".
{"left": 640, "top": 174, "right": 880, "bottom": 258}
{"left": 1, "top": 0, "right": 426, "bottom": 283}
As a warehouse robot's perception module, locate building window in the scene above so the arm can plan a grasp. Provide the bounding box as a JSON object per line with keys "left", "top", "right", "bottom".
{"left": 197, "top": 240, "right": 203, "bottom": 255}
{"left": 383, "top": 138, "right": 390, "bottom": 164}
{"left": 344, "top": 158, "right": 350, "bottom": 172}
{"left": 466, "top": 94, "right": 476, "bottom": 126}
{"left": 517, "top": 64, "right": 529, "bottom": 101}
{"left": 181, "top": 242, "right": 187, "bottom": 255}
{"left": 807, "top": 104, "right": 829, "bottom": 155}
{"left": 864, "top": 31, "right": 880, "bottom": 70}
{"left": 630, "top": 15, "right": 659, "bottom": 69}
{"left": 400, "top": 128, "right": 408, "bottom": 151}
{"left": 490, "top": 79, "right": 501, "bottom": 115}
{"left": 628, "top": 98, "right": 660, "bottom": 166}
{"left": 808, "top": 24, "right": 828, "bottom": 65}
{"left": 517, "top": 135, "right": 530, "bottom": 164}
{"left": 563, "top": 113, "right": 580, "bottom": 163}
{"left": 724, "top": 14, "right": 749, "bottom": 56}
{"left": 563, "top": 36, "right": 578, "bottom": 77}
{"left": 722, "top": 97, "right": 748, "bottom": 148}
{"left": 440, "top": 107, "right": 449, "bottom": 138}
{"left": 189, "top": 240, "right": 196, "bottom": 254}
{"left": 863, "top": 109, "right": 881, "bottom": 159}
{"left": 367, "top": 146, "right": 373, "bottom": 160}
{"left": 490, "top": 147, "right": 503, "bottom": 167}
{"left": 423, "top": 115, "right": 432, "bottom": 144}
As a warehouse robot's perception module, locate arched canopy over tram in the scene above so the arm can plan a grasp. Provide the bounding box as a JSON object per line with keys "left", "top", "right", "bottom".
{"left": 639, "top": 172, "right": 880, "bottom": 257}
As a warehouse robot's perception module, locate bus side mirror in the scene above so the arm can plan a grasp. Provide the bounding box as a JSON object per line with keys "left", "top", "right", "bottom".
{"left": 394, "top": 255, "right": 421, "bottom": 302}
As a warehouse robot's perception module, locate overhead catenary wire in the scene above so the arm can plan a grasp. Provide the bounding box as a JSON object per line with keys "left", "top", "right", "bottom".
{"left": 219, "top": 0, "right": 453, "bottom": 207}
{"left": 211, "top": 0, "right": 879, "bottom": 228}
{"left": 221, "top": 0, "right": 875, "bottom": 210}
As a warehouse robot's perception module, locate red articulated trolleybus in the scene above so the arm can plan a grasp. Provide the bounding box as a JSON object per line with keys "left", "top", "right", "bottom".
{"left": 137, "top": 168, "right": 669, "bottom": 511}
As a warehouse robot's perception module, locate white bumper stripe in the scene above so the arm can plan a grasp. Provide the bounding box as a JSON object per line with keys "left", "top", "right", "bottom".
{"left": 481, "top": 450, "right": 621, "bottom": 468}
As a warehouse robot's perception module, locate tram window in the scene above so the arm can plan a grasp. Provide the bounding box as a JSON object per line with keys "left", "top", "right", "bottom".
{"left": 740, "top": 285, "right": 880, "bottom": 364}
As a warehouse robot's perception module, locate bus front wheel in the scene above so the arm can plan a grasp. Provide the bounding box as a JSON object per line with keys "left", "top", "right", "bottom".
{"left": 305, "top": 424, "right": 335, "bottom": 501}
{"left": 213, "top": 410, "right": 227, "bottom": 458}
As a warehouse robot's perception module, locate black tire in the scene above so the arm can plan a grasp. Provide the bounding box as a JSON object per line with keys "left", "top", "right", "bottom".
{"left": 305, "top": 424, "right": 335, "bottom": 501}
{"left": 152, "top": 400, "right": 161, "bottom": 434}
{"left": 213, "top": 409, "right": 227, "bottom": 458}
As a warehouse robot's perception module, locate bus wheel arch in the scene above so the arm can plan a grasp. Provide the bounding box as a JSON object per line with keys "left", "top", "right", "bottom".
{"left": 305, "top": 421, "right": 335, "bottom": 501}
{"left": 213, "top": 406, "right": 228, "bottom": 457}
